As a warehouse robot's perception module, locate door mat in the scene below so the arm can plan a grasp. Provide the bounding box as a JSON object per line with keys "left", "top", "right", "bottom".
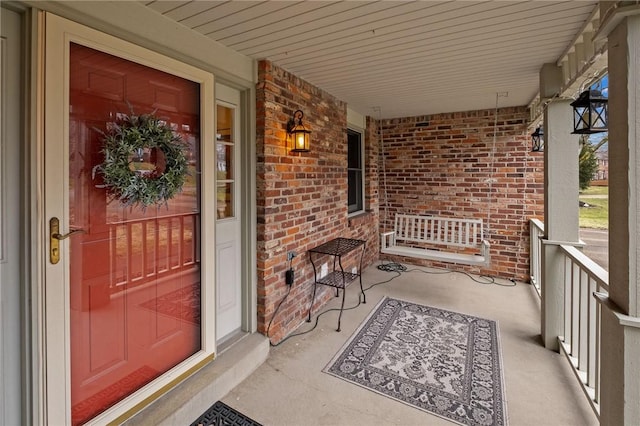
{"left": 191, "top": 401, "right": 262, "bottom": 426}
{"left": 324, "top": 297, "right": 508, "bottom": 426}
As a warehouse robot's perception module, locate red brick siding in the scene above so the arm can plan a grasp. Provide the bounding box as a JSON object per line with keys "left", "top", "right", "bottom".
{"left": 256, "top": 61, "right": 542, "bottom": 342}
{"left": 378, "top": 108, "right": 544, "bottom": 280}
{"left": 256, "top": 60, "right": 379, "bottom": 343}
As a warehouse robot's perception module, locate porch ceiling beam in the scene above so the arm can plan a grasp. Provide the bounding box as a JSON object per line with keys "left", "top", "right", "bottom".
{"left": 556, "top": 4, "right": 600, "bottom": 66}
{"left": 556, "top": 10, "right": 608, "bottom": 95}
{"left": 529, "top": 4, "right": 606, "bottom": 125}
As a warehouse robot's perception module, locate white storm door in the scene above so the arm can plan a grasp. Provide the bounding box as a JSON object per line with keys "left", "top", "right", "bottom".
{"left": 215, "top": 84, "right": 243, "bottom": 342}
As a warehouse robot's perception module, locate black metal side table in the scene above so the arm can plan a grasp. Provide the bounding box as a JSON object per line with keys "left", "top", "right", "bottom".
{"left": 307, "top": 237, "right": 366, "bottom": 331}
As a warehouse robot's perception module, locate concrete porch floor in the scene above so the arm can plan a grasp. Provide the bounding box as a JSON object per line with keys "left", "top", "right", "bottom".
{"left": 221, "top": 261, "right": 598, "bottom": 426}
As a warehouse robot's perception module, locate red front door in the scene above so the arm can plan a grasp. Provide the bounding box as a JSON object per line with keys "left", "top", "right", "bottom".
{"left": 68, "top": 43, "right": 202, "bottom": 425}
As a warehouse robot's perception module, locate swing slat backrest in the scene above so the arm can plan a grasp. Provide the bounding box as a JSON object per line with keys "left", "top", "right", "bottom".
{"left": 394, "top": 214, "right": 483, "bottom": 249}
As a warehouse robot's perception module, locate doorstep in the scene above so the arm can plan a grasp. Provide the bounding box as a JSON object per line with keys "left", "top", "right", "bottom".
{"left": 124, "top": 332, "right": 270, "bottom": 426}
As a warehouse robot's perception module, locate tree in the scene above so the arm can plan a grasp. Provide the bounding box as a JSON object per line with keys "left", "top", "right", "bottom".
{"left": 579, "top": 138, "right": 600, "bottom": 190}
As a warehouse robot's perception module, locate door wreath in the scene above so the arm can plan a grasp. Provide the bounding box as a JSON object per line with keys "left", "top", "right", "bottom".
{"left": 92, "top": 110, "right": 188, "bottom": 208}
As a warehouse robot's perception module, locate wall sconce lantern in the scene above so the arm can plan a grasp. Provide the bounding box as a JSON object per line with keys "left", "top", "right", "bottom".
{"left": 286, "top": 109, "right": 311, "bottom": 152}
{"left": 570, "top": 90, "right": 608, "bottom": 134}
{"left": 531, "top": 126, "right": 544, "bottom": 152}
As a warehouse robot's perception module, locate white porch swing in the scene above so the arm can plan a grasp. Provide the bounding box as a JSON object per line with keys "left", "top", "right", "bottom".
{"left": 380, "top": 214, "right": 491, "bottom": 266}
{"left": 378, "top": 94, "right": 506, "bottom": 267}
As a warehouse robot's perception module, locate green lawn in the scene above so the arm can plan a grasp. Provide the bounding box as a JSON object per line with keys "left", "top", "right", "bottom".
{"left": 580, "top": 186, "right": 608, "bottom": 196}
{"left": 579, "top": 186, "right": 608, "bottom": 229}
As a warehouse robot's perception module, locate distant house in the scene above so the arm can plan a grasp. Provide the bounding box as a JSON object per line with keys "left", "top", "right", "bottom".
{"left": 593, "top": 142, "right": 609, "bottom": 184}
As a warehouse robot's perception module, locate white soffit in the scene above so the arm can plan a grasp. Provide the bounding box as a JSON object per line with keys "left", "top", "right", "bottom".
{"left": 141, "top": 1, "right": 597, "bottom": 119}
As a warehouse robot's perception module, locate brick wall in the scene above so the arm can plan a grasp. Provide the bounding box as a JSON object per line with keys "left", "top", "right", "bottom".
{"left": 256, "top": 60, "right": 379, "bottom": 343}
{"left": 378, "top": 108, "right": 544, "bottom": 281}
{"left": 256, "top": 61, "right": 542, "bottom": 341}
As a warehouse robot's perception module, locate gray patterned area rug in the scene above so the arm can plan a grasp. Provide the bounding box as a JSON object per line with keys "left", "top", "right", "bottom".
{"left": 324, "top": 297, "right": 507, "bottom": 426}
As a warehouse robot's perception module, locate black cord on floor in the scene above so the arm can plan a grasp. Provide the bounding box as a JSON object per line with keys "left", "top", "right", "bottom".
{"left": 268, "top": 259, "right": 516, "bottom": 346}
{"left": 378, "top": 259, "right": 517, "bottom": 287}
{"left": 269, "top": 297, "right": 365, "bottom": 347}
{"left": 265, "top": 284, "right": 291, "bottom": 343}
{"left": 376, "top": 261, "right": 407, "bottom": 273}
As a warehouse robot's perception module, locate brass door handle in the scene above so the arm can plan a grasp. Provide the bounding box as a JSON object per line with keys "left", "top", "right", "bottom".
{"left": 50, "top": 217, "right": 85, "bottom": 264}
{"left": 52, "top": 229, "right": 85, "bottom": 240}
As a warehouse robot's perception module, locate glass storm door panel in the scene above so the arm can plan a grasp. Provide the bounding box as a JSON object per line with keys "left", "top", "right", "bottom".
{"left": 68, "top": 43, "right": 201, "bottom": 425}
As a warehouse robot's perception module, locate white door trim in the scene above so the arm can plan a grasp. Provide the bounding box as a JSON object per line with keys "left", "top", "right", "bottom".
{"left": 41, "top": 12, "right": 216, "bottom": 425}
{"left": 215, "top": 83, "right": 244, "bottom": 343}
{"left": 1, "top": 6, "right": 25, "bottom": 425}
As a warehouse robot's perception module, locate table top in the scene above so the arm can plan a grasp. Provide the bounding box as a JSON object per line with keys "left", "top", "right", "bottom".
{"left": 308, "top": 237, "right": 366, "bottom": 256}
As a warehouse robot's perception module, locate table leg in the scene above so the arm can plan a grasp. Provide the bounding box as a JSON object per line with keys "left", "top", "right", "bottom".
{"left": 359, "top": 276, "right": 366, "bottom": 304}
{"left": 307, "top": 281, "right": 317, "bottom": 322}
{"left": 337, "top": 283, "right": 346, "bottom": 332}
{"left": 359, "top": 243, "right": 366, "bottom": 303}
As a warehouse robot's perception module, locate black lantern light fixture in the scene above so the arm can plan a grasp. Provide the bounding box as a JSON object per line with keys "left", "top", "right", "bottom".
{"left": 570, "top": 89, "right": 608, "bottom": 134}
{"left": 531, "top": 126, "right": 544, "bottom": 152}
{"left": 286, "top": 109, "right": 311, "bottom": 152}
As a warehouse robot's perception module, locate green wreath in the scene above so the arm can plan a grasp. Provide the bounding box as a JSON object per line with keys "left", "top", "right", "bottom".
{"left": 93, "top": 110, "right": 189, "bottom": 208}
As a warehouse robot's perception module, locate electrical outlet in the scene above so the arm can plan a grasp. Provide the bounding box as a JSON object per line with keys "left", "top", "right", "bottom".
{"left": 320, "top": 263, "right": 328, "bottom": 278}
{"left": 287, "top": 251, "right": 296, "bottom": 261}
{"left": 352, "top": 267, "right": 357, "bottom": 275}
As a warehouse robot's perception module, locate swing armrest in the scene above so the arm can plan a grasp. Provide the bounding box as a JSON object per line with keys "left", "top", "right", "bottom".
{"left": 381, "top": 231, "right": 396, "bottom": 250}
{"left": 481, "top": 239, "right": 491, "bottom": 258}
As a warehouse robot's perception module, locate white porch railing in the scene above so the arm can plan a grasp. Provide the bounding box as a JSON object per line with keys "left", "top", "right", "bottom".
{"left": 529, "top": 218, "right": 544, "bottom": 297}
{"left": 528, "top": 219, "right": 609, "bottom": 418}
{"left": 558, "top": 244, "right": 608, "bottom": 417}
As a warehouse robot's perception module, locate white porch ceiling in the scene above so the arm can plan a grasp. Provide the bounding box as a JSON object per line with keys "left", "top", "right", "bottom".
{"left": 141, "top": 1, "right": 597, "bottom": 119}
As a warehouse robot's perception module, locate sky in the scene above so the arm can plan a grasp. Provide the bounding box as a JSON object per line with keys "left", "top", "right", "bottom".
{"left": 592, "top": 74, "right": 608, "bottom": 97}
{"left": 588, "top": 74, "right": 608, "bottom": 149}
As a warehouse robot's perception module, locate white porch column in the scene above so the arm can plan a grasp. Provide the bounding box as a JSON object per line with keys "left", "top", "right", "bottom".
{"left": 541, "top": 97, "right": 581, "bottom": 350}
{"left": 598, "top": 8, "right": 640, "bottom": 425}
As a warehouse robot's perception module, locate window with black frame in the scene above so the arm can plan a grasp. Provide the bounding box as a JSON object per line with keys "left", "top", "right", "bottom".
{"left": 347, "top": 128, "right": 364, "bottom": 214}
